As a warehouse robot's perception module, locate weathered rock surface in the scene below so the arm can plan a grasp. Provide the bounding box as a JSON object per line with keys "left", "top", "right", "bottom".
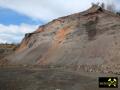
{"left": 5, "top": 5, "right": 120, "bottom": 73}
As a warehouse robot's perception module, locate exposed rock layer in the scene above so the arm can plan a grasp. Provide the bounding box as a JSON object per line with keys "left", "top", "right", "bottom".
{"left": 6, "top": 5, "right": 120, "bottom": 73}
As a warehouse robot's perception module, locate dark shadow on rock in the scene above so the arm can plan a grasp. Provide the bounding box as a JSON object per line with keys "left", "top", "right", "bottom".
{"left": 85, "top": 17, "right": 98, "bottom": 40}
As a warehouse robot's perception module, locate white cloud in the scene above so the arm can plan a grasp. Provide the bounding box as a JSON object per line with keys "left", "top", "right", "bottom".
{"left": 0, "top": 39, "right": 8, "bottom": 43}
{"left": 0, "top": 0, "right": 115, "bottom": 23}
{"left": 0, "top": 0, "right": 118, "bottom": 43}
{"left": 0, "top": 24, "right": 38, "bottom": 43}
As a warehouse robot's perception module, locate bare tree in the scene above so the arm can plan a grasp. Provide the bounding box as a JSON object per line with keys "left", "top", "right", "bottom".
{"left": 91, "top": 2, "right": 99, "bottom": 7}
{"left": 91, "top": 1, "right": 116, "bottom": 13}
{"left": 101, "top": 3, "right": 105, "bottom": 9}
{"left": 106, "top": 3, "right": 116, "bottom": 12}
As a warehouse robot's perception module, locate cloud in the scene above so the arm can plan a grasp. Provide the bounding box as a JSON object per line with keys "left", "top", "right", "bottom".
{"left": 0, "top": 7, "right": 43, "bottom": 25}
{"left": 0, "top": 24, "right": 38, "bottom": 43}
{"left": 0, "top": 0, "right": 116, "bottom": 23}
{"left": 0, "top": 0, "right": 118, "bottom": 43}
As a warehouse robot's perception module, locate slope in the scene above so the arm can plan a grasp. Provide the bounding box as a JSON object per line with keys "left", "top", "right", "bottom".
{"left": 5, "top": 4, "right": 120, "bottom": 74}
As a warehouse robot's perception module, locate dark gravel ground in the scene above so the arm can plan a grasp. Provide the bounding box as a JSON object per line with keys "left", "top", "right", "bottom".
{"left": 0, "top": 67, "right": 120, "bottom": 90}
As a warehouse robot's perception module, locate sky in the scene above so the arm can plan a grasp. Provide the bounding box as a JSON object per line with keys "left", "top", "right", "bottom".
{"left": 0, "top": 0, "right": 119, "bottom": 43}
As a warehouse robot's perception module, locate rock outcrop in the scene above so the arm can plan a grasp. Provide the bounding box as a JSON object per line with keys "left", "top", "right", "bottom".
{"left": 5, "top": 4, "right": 120, "bottom": 73}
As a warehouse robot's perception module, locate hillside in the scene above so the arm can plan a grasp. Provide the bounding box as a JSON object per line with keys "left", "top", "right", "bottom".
{"left": 0, "top": 44, "right": 17, "bottom": 65}
{"left": 4, "top": 4, "right": 120, "bottom": 74}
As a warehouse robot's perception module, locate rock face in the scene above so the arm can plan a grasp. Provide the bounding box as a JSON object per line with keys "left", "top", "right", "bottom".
{"left": 6, "top": 5, "right": 120, "bottom": 73}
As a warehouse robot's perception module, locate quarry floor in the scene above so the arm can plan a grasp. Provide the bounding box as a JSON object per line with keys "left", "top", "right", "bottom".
{"left": 0, "top": 67, "right": 120, "bottom": 90}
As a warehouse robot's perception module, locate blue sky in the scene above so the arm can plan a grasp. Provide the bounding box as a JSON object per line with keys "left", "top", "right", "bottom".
{"left": 0, "top": 7, "right": 43, "bottom": 25}
{"left": 0, "top": 0, "right": 119, "bottom": 43}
